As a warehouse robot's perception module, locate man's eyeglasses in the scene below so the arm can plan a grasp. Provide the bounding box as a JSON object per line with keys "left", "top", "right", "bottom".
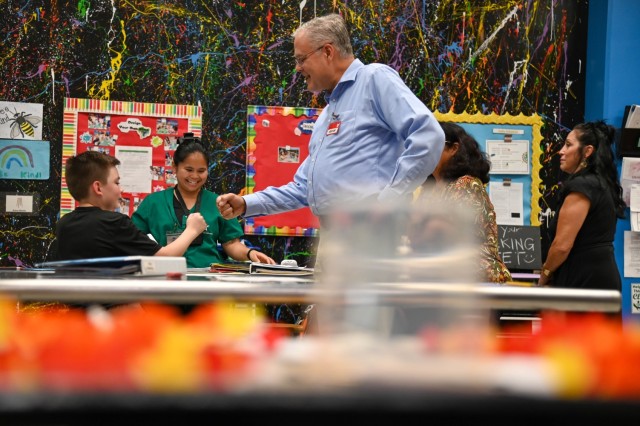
{"left": 294, "top": 45, "right": 325, "bottom": 66}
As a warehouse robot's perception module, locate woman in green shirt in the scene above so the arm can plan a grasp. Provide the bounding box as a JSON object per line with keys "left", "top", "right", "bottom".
{"left": 132, "top": 134, "right": 275, "bottom": 268}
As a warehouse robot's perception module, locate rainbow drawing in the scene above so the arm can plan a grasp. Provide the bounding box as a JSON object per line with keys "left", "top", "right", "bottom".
{"left": 0, "top": 144, "right": 34, "bottom": 169}
{"left": 0, "top": 140, "right": 49, "bottom": 180}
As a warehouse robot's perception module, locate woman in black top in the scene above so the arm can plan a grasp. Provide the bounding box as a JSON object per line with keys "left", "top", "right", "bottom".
{"left": 539, "top": 121, "right": 625, "bottom": 290}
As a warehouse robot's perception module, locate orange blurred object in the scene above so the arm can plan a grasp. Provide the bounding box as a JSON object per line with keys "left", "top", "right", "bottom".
{"left": 0, "top": 297, "right": 285, "bottom": 392}
{"left": 497, "top": 312, "right": 640, "bottom": 398}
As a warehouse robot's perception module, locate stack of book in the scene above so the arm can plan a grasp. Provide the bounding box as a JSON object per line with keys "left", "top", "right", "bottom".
{"left": 209, "top": 262, "right": 314, "bottom": 277}
{"left": 209, "top": 262, "right": 250, "bottom": 274}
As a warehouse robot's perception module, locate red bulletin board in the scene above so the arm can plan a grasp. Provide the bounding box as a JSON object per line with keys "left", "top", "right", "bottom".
{"left": 244, "top": 105, "right": 321, "bottom": 237}
{"left": 60, "top": 97, "right": 202, "bottom": 217}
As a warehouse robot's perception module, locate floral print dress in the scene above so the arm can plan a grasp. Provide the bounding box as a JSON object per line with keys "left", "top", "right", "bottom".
{"left": 423, "top": 175, "right": 512, "bottom": 283}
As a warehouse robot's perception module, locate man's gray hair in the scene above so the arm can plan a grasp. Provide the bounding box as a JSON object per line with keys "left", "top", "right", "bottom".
{"left": 293, "top": 13, "right": 354, "bottom": 57}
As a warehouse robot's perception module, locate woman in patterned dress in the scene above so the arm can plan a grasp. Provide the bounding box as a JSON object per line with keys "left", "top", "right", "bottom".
{"left": 417, "top": 122, "right": 512, "bottom": 283}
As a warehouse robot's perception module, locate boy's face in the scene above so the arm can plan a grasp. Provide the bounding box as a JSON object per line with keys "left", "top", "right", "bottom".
{"left": 100, "top": 166, "right": 122, "bottom": 211}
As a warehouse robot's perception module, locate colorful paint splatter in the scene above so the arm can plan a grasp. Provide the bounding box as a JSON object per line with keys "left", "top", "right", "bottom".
{"left": 0, "top": 0, "right": 587, "bottom": 268}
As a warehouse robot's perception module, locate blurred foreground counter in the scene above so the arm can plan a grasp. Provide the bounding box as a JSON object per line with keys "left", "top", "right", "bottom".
{"left": 0, "top": 270, "right": 633, "bottom": 423}
{"left": 0, "top": 331, "right": 639, "bottom": 423}
{"left": 1, "top": 321, "right": 640, "bottom": 421}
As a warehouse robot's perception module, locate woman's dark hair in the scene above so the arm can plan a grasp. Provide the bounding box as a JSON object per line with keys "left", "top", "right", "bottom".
{"left": 173, "top": 132, "right": 209, "bottom": 167}
{"left": 573, "top": 120, "right": 625, "bottom": 218}
{"left": 438, "top": 122, "right": 491, "bottom": 184}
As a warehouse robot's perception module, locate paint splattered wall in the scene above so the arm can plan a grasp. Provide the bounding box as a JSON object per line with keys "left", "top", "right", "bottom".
{"left": 0, "top": 0, "right": 588, "bottom": 267}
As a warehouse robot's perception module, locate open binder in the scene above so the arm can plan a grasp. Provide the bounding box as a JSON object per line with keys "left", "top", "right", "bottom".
{"left": 37, "top": 256, "right": 187, "bottom": 277}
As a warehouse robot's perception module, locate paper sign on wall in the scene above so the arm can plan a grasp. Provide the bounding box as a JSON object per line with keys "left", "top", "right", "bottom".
{"left": 0, "top": 101, "right": 43, "bottom": 140}
{"left": 0, "top": 139, "right": 50, "bottom": 180}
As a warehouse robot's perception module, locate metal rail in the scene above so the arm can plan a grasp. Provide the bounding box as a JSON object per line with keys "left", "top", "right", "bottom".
{"left": 0, "top": 273, "right": 621, "bottom": 312}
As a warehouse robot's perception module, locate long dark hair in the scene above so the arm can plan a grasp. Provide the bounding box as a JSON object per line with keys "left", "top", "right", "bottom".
{"left": 573, "top": 121, "right": 625, "bottom": 218}
{"left": 439, "top": 122, "right": 491, "bottom": 184}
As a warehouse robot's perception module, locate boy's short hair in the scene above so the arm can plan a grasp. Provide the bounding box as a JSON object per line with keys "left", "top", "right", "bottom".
{"left": 65, "top": 151, "right": 120, "bottom": 201}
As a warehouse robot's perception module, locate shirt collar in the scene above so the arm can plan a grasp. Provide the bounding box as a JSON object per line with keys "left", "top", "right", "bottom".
{"left": 324, "top": 58, "right": 364, "bottom": 102}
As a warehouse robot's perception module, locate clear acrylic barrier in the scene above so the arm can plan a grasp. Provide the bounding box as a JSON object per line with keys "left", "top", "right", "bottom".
{"left": 315, "top": 196, "right": 488, "bottom": 341}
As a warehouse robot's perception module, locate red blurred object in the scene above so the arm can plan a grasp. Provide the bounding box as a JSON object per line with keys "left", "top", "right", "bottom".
{"left": 497, "top": 312, "right": 640, "bottom": 398}
{"left": 0, "top": 298, "right": 277, "bottom": 392}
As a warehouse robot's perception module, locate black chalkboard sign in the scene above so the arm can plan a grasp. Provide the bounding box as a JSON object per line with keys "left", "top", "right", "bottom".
{"left": 497, "top": 225, "right": 542, "bottom": 270}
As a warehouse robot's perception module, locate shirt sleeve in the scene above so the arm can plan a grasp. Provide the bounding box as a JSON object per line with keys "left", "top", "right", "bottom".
{"left": 563, "top": 174, "right": 599, "bottom": 202}
{"left": 217, "top": 215, "right": 245, "bottom": 244}
{"left": 112, "top": 214, "right": 162, "bottom": 256}
{"left": 244, "top": 156, "right": 311, "bottom": 217}
{"left": 371, "top": 67, "right": 445, "bottom": 201}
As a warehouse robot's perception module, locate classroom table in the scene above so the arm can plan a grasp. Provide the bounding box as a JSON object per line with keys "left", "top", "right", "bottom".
{"left": 0, "top": 270, "right": 621, "bottom": 312}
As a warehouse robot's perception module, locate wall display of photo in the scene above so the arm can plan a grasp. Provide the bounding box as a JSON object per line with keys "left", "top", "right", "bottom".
{"left": 244, "top": 105, "right": 321, "bottom": 237}
{"left": 61, "top": 98, "right": 202, "bottom": 217}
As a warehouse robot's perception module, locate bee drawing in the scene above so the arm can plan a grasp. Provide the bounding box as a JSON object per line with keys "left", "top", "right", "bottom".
{"left": 9, "top": 109, "right": 42, "bottom": 139}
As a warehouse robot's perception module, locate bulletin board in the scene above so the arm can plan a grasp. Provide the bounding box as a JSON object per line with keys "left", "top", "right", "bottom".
{"left": 435, "top": 111, "right": 543, "bottom": 226}
{"left": 244, "top": 105, "right": 322, "bottom": 237}
{"left": 60, "top": 97, "right": 202, "bottom": 217}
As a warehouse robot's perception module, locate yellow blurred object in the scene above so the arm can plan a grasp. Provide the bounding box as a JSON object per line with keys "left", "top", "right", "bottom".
{"left": 544, "top": 343, "right": 594, "bottom": 398}
{"left": 505, "top": 280, "right": 537, "bottom": 287}
{"left": 133, "top": 324, "right": 206, "bottom": 392}
{"left": 0, "top": 299, "right": 14, "bottom": 350}
{"left": 219, "top": 302, "right": 264, "bottom": 338}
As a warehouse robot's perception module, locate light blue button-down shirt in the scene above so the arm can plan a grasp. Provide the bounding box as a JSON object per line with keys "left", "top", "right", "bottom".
{"left": 244, "top": 59, "right": 445, "bottom": 217}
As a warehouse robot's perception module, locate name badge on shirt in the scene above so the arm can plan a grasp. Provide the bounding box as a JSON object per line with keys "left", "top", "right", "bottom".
{"left": 166, "top": 231, "right": 203, "bottom": 246}
{"left": 166, "top": 232, "right": 181, "bottom": 244}
{"left": 326, "top": 121, "right": 341, "bottom": 135}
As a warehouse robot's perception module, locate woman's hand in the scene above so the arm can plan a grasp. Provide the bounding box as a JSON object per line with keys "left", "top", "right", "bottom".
{"left": 222, "top": 239, "right": 277, "bottom": 264}
{"left": 537, "top": 274, "right": 550, "bottom": 287}
{"left": 250, "top": 250, "right": 276, "bottom": 264}
{"left": 185, "top": 212, "right": 207, "bottom": 235}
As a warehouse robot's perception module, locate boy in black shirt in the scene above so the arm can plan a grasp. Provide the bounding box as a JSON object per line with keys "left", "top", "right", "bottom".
{"left": 54, "top": 151, "right": 207, "bottom": 260}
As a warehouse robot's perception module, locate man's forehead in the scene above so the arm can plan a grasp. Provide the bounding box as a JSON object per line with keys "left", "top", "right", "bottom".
{"left": 294, "top": 31, "right": 309, "bottom": 44}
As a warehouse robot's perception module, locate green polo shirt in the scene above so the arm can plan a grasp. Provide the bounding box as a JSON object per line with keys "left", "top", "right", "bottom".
{"left": 132, "top": 188, "right": 244, "bottom": 268}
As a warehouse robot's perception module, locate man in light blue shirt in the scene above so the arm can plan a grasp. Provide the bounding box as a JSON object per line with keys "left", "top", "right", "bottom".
{"left": 217, "top": 13, "right": 444, "bottom": 226}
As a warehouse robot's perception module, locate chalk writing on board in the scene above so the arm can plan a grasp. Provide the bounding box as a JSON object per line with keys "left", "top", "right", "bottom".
{"left": 497, "top": 225, "right": 542, "bottom": 269}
